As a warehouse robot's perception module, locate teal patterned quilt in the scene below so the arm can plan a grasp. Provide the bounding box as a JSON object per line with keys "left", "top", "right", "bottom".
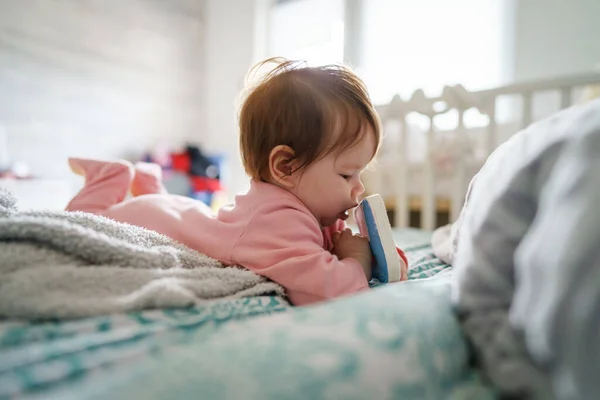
{"left": 0, "top": 229, "right": 495, "bottom": 399}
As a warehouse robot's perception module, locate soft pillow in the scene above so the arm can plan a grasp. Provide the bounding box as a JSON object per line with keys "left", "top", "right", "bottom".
{"left": 452, "top": 99, "right": 600, "bottom": 399}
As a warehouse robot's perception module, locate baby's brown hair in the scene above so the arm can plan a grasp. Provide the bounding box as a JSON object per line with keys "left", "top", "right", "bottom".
{"left": 238, "top": 58, "right": 381, "bottom": 181}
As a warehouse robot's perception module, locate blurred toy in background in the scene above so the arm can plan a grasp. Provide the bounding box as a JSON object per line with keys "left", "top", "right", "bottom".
{"left": 142, "top": 144, "right": 227, "bottom": 210}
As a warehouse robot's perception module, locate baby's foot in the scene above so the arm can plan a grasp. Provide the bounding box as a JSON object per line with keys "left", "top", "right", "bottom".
{"left": 131, "top": 162, "right": 167, "bottom": 196}
{"left": 65, "top": 157, "right": 134, "bottom": 213}
{"left": 68, "top": 157, "right": 134, "bottom": 182}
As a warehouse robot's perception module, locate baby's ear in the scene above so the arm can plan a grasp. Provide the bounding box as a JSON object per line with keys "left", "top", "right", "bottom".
{"left": 268, "top": 145, "right": 298, "bottom": 188}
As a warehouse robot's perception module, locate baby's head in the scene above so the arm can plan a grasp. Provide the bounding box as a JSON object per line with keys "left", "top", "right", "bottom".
{"left": 239, "top": 58, "right": 381, "bottom": 227}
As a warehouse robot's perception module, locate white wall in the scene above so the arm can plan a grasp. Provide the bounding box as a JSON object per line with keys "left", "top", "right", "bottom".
{"left": 494, "top": 0, "right": 600, "bottom": 122}
{"left": 203, "top": 0, "right": 271, "bottom": 198}
{"left": 513, "top": 0, "right": 600, "bottom": 81}
{"left": 0, "top": 0, "right": 206, "bottom": 187}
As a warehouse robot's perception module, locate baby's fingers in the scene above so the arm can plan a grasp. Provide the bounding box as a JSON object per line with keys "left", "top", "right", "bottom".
{"left": 341, "top": 228, "right": 354, "bottom": 237}
{"left": 332, "top": 231, "right": 341, "bottom": 244}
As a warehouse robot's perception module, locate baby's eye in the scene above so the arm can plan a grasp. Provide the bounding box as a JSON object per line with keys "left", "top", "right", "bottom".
{"left": 340, "top": 174, "right": 351, "bottom": 181}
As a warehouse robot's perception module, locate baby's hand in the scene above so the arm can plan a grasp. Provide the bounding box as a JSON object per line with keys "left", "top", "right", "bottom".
{"left": 332, "top": 228, "right": 372, "bottom": 280}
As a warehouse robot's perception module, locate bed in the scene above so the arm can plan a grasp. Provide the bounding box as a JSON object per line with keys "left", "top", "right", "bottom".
{"left": 0, "top": 226, "right": 497, "bottom": 399}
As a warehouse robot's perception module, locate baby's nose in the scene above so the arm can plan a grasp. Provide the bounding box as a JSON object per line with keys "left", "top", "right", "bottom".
{"left": 353, "top": 179, "right": 365, "bottom": 198}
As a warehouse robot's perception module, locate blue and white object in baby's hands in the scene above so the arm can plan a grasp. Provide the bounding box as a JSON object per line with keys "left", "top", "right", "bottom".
{"left": 354, "top": 194, "right": 403, "bottom": 284}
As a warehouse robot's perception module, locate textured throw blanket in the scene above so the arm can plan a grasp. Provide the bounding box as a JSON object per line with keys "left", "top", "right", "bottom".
{"left": 437, "top": 99, "right": 600, "bottom": 400}
{"left": 0, "top": 189, "right": 285, "bottom": 319}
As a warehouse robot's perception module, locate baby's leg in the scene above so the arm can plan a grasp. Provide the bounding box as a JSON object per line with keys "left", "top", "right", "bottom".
{"left": 65, "top": 158, "right": 134, "bottom": 213}
{"left": 131, "top": 162, "right": 168, "bottom": 197}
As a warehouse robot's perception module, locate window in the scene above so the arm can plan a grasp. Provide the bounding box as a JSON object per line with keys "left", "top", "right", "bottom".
{"left": 267, "top": 0, "right": 507, "bottom": 109}
{"left": 267, "top": 0, "right": 345, "bottom": 66}
{"left": 359, "top": 0, "right": 507, "bottom": 105}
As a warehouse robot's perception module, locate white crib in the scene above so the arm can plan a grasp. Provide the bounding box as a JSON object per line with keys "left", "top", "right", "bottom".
{"left": 367, "top": 71, "right": 600, "bottom": 230}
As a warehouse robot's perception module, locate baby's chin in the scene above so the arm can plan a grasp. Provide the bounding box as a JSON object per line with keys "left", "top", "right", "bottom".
{"left": 320, "top": 212, "right": 349, "bottom": 228}
{"left": 320, "top": 217, "right": 338, "bottom": 228}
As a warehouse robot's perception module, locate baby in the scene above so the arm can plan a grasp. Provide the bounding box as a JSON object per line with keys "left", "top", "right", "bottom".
{"left": 65, "top": 58, "right": 408, "bottom": 306}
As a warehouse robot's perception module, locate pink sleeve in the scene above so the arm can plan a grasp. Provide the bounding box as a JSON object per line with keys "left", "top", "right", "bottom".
{"left": 232, "top": 207, "right": 368, "bottom": 306}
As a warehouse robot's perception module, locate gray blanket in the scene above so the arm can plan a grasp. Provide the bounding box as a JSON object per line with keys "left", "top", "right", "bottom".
{"left": 0, "top": 189, "right": 285, "bottom": 319}
{"left": 436, "top": 99, "right": 600, "bottom": 400}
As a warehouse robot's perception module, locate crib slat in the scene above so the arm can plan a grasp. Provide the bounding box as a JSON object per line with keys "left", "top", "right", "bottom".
{"left": 560, "top": 86, "right": 572, "bottom": 109}
{"left": 486, "top": 96, "right": 497, "bottom": 156}
{"left": 394, "top": 118, "right": 409, "bottom": 228}
{"left": 522, "top": 92, "right": 533, "bottom": 128}
{"left": 451, "top": 110, "right": 467, "bottom": 222}
{"left": 422, "top": 117, "right": 436, "bottom": 230}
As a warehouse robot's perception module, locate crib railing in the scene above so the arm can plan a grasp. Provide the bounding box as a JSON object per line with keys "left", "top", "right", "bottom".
{"left": 376, "top": 71, "right": 600, "bottom": 230}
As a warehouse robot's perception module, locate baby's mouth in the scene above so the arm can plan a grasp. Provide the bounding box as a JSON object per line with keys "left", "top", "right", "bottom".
{"left": 337, "top": 205, "right": 358, "bottom": 221}
{"left": 338, "top": 210, "right": 350, "bottom": 221}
